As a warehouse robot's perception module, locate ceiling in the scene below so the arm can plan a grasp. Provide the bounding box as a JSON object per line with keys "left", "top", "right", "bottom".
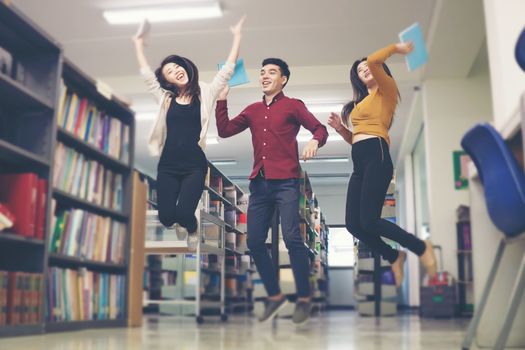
{"left": 12, "top": 0, "right": 438, "bottom": 186}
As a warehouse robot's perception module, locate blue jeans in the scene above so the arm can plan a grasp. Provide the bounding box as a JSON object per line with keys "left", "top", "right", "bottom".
{"left": 247, "top": 177, "right": 311, "bottom": 298}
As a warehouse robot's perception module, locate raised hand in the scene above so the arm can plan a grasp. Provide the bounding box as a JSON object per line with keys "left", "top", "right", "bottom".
{"left": 395, "top": 41, "right": 414, "bottom": 55}
{"left": 230, "top": 15, "right": 246, "bottom": 37}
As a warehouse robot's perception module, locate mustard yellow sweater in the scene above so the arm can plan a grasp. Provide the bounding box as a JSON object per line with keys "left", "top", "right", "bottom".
{"left": 351, "top": 44, "right": 398, "bottom": 145}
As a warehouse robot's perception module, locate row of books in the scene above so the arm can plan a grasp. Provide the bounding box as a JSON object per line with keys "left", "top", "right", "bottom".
{"left": 56, "top": 84, "right": 130, "bottom": 163}
{"left": 49, "top": 209, "right": 126, "bottom": 264}
{"left": 47, "top": 267, "right": 126, "bottom": 322}
{"left": 53, "top": 142, "right": 124, "bottom": 211}
{"left": 208, "top": 174, "right": 223, "bottom": 194}
{"left": 0, "top": 173, "right": 47, "bottom": 239}
{"left": 0, "top": 271, "right": 43, "bottom": 326}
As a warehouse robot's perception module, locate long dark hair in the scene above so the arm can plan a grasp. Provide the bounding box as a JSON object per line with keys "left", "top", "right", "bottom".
{"left": 341, "top": 58, "right": 399, "bottom": 127}
{"left": 155, "top": 55, "right": 200, "bottom": 99}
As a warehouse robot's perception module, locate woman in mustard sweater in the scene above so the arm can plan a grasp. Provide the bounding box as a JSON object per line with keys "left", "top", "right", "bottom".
{"left": 328, "top": 42, "right": 436, "bottom": 286}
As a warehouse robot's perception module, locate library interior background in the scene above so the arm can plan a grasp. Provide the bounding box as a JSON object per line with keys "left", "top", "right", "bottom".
{"left": 0, "top": 0, "right": 524, "bottom": 349}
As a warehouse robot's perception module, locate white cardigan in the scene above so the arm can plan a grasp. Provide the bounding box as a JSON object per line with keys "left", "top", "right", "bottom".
{"left": 140, "top": 62, "right": 235, "bottom": 156}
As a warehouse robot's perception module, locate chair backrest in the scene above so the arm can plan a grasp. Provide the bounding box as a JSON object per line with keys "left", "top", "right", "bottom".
{"left": 461, "top": 123, "right": 525, "bottom": 236}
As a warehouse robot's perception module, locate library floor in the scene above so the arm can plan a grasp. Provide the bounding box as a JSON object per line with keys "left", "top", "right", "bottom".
{"left": 1, "top": 311, "right": 471, "bottom": 350}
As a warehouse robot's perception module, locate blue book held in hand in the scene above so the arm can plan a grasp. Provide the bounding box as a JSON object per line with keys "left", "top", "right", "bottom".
{"left": 217, "top": 58, "right": 249, "bottom": 87}
{"left": 399, "top": 22, "right": 428, "bottom": 71}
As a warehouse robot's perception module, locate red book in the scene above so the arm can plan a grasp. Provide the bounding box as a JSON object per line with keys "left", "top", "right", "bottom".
{"left": 35, "top": 179, "right": 48, "bottom": 240}
{"left": 74, "top": 97, "right": 88, "bottom": 136}
{"left": 0, "top": 173, "right": 38, "bottom": 237}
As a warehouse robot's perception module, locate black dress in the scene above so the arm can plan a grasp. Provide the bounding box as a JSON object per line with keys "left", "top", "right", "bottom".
{"left": 156, "top": 97, "right": 207, "bottom": 232}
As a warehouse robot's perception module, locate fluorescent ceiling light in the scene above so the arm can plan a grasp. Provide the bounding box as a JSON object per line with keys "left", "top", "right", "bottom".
{"left": 103, "top": 2, "right": 222, "bottom": 25}
{"left": 210, "top": 159, "right": 237, "bottom": 166}
{"left": 306, "top": 103, "right": 344, "bottom": 114}
{"left": 297, "top": 134, "right": 344, "bottom": 142}
{"left": 299, "top": 157, "right": 349, "bottom": 164}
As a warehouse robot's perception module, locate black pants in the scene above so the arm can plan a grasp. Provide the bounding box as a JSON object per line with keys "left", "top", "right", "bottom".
{"left": 156, "top": 167, "right": 206, "bottom": 233}
{"left": 247, "top": 176, "right": 311, "bottom": 298}
{"left": 346, "top": 137, "right": 425, "bottom": 263}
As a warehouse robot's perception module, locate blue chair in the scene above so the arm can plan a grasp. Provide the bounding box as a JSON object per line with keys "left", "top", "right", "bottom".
{"left": 461, "top": 123, "right": 525, "bottom": 350}
{"left": 516, "top": 27, "right": 525, "bottom": 72}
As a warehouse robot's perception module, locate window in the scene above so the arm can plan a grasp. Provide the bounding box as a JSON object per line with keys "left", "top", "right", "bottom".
{"left": 328, "top": 225, "right": 355, "bottom": 267}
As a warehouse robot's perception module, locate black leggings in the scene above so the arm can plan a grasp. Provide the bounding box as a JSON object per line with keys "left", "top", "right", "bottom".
{"left": 156, "top": 167, "right": 206, "bottom": 233}
{"left": 345, "top": 137, "right": 425, "bottom": 263}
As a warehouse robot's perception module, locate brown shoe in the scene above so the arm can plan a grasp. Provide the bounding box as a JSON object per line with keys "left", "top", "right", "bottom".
{"left": 420, "top": 240, "right": 437, "bottom": 278}
{"left": 391, "top": 251, "right": 407, "bottom": 287}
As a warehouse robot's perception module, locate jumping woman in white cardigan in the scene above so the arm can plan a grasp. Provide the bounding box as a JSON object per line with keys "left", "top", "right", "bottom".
{"left": 133, "top": 16, "right": 245, "bottom": 250}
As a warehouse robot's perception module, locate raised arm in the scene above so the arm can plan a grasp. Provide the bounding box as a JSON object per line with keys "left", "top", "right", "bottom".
{"left": 366, "top": 44, "right": 398, "bottom": 102}
{"left": 226, "top": 15, "right": 245, "bottom": 65}
{"left": 133, "top": 37, "right": 149, "bottom": 70}
{"left": 367, "top": 42, "right": 413, "bottom": 102}
{"left": 209, "top": 16, "right": 246, "bottom": 99}
{"left": 133, "top": 36, "right": 163, "bottom": 102}
{"left": 215, "top": 86, "right": 250, "bottom": 138}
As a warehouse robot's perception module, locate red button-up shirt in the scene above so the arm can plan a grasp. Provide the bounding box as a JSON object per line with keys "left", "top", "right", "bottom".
{"left": 215, "top": 91, "right": 328, "bottom": 180}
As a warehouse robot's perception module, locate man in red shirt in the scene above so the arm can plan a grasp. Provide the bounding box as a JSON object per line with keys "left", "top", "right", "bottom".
{"left": 215, "top": 58, "right": 328, "bottom": 325}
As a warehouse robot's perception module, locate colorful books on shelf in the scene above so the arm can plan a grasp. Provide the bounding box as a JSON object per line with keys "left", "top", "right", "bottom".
{"left": 53, "top": 142, "right": 123, "bottom": 211}
{"left": 224, "top": 186, "right": 237, "bottom": 205}
{"left": 209, "top": 175, "right": 223, "bottom": 194}
{"left": 0, "top": 172, "right": 47, "bottom": 239}
{"left": 0, "top": 271, "right": 43, "bottom": 326}
{"left": 46, "top": 267, "right": 125, "bottom": 322}
{"left": 224, "top": 209, "right": 236, "bottom": 228}
{"left": 56, "top": 84, "right": 130, "bottom": 163}
{"left": 209, "top": 200, "right": 224, "bottom": 219}
{"left": 49, "top": 209, "right": 126, "bottom": 264}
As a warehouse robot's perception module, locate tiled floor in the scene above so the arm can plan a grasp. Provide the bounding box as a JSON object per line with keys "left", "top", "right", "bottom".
{"left": 0, "top": 311, "right": 471, "bottom": 350}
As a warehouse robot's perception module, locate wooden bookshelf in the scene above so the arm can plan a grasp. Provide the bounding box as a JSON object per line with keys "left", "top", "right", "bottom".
{"left": 0, "top": 232, "right": 45, "bottom": 246}
{"left": 0, "top": 139, "right": 50, "bottom": 171}
{"left": 46, "top": 319, "right": 126, "bottom": 333}
{"left": 56, "top": 127, "right": 130, "bottom": 173}
{"left": 44, "top": 58, "right": 135, "bottom": 332}
{"left": 48, "top": 253, "right": 127, "bottom": 272}
{"left": 0, "top": 2, "right": 135, "bottom": 336}
{"left": 52, "top": 188, "right": 128, "bottom": 221}
{"left": 137, "top": 162, "right": 255, "bottom": 322}
{"left": 0, "top": 1, "right": 61, "bottom": 336}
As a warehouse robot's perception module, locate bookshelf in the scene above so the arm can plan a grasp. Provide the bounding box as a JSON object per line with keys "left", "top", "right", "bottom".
{"left": 44, "top": 59, "right": 134, "bottom": 332}
{"left": 138, "top": 162, "right": 254, "bottom": 323}
{"left": 456, "top": 205, "right": 473, "bottom": 316}
{"left": 0, "top": 1, "right": 61, "bottom": 337}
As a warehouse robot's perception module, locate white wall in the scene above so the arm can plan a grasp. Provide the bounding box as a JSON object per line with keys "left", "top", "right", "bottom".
{"left": 422, "top": 76, "right": 492, "bottom": 275}
{"left": 313, "top": 183, "right": 348, "bottom": 226}
{"left": 483, "top": 0, "right": 525, "bottom": 129}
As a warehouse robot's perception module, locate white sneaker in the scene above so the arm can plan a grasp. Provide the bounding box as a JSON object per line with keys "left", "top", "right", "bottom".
{"left": 166, "top": 224, "right": 187, "bottom": 240}
{"left": 187, "top": 232, "right": 199, "bottom": 251}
